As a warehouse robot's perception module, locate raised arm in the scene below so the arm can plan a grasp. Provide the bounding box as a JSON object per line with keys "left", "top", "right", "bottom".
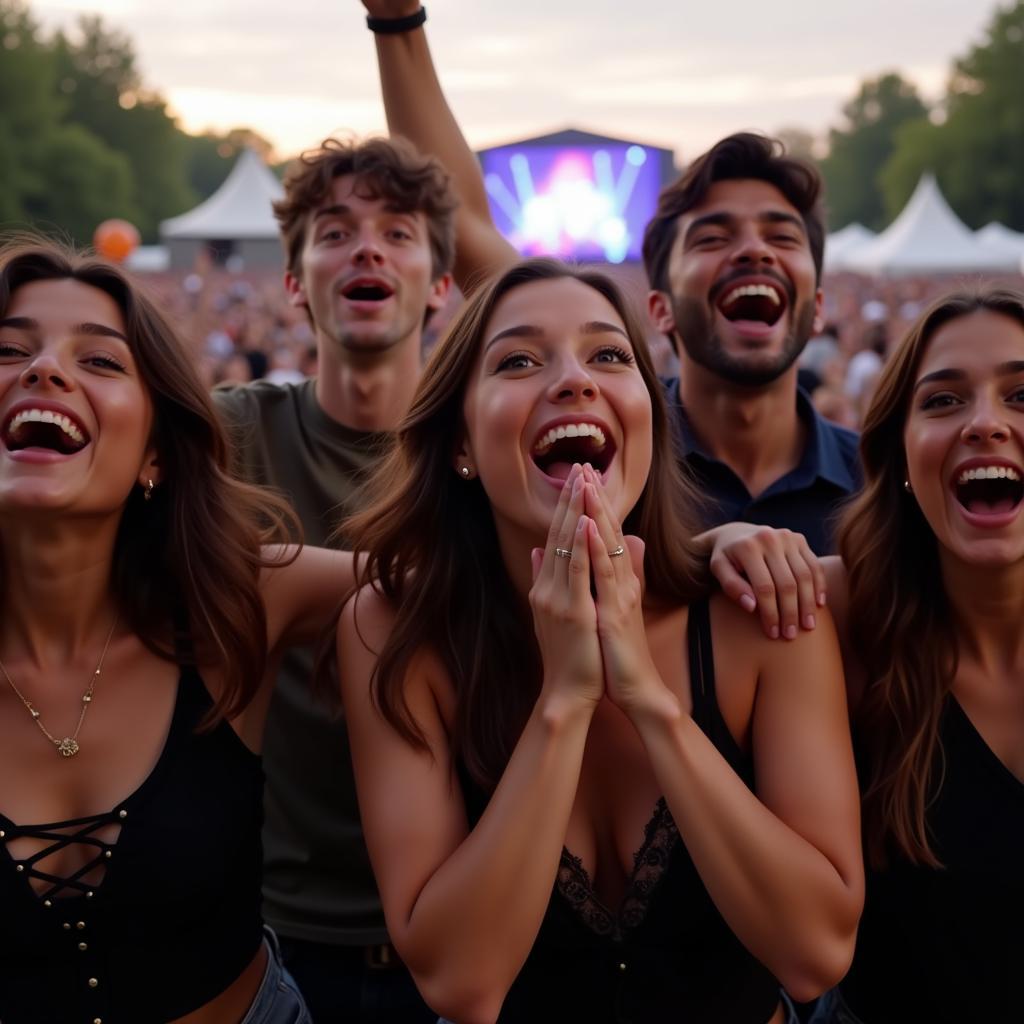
{"left": 339, "top": 472, "right": 602, "bottom": 1021}
{"left": 360, "top": 1, "right": 518, "bottom": 291}
{"left": 642, "top": 598, "right": 864, "bottom": 1001}
{"left": 582, "top": 469, "right": 863, "bottom": 1001}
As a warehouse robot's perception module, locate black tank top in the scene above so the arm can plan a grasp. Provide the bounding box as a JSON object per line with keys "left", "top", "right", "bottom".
{"left": 460, "top": 600, "right": 780, "bottom": 1023}
{"left": 840, "top": 696, "right": 1024, "bottom": 1022}
{"left": 0, "top": 664, "right": 265, "bottom": 1024}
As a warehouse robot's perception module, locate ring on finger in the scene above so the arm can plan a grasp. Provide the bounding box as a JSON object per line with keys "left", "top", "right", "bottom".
{"left": 609, "top": 545, "right": 625, "bottom": 557}
{"left": 555, "top": 547, "right": 573, "bottom": 559}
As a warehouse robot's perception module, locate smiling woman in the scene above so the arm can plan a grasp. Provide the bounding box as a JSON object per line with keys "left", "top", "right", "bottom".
{"left": 339, "top": 257, "right": 863, "bottom": 1024}
{"left": 0, "top": 236, "right": 356, "bottom": 1024}
{"left": 819, "top": 288, "right": 1024, "bottom": 1024}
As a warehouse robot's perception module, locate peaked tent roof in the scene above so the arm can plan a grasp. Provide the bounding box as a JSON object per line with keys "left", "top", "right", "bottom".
{"left": 976, "top": 222, "right": 1024, "bottom": 265}
{"left": 843, "top": 174, "right": 1019, "bottom": 277}
{"left": 824, "top": 223, "right": 876, "bottom": 272}
{"left": 160, "top": 148, "right": 283, "bottom": 240}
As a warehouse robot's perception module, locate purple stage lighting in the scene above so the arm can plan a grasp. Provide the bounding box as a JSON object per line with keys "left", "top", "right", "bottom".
{"left": 480, "top": 143, "right": 661, "bottom": 264}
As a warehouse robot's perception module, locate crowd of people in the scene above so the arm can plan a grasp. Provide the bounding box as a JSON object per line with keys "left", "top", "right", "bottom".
{"left": 136, "top": 259, "right": 1016, "bottom": 436}
{"left": 0, "top": 3, "right": 1021, "bottom": 1024}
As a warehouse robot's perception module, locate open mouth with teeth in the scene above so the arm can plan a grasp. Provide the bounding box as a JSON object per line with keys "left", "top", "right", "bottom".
{"left": 531, "top": 422, "right": 615, "bottom": 481}
{"left": 953, "top": 465, "right": 1024, "bottom": 515}
{"left": 716, "top": 282, "right": 787, "bottom": 328}
{"left": 1, "top": 409, "right": 90, "bottom": 455}
{"left": 342, "top": 280, "right": 395, "bottom": 303}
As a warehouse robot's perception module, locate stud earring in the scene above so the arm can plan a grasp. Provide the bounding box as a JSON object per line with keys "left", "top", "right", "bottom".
{"left": 144, "top": 478, "right": 155, "bottom": 501}
{"left": 903, "top": 479, "right": 912, "bottom": 493}
{"left": 460, "top": 466, "right": 471, "bottom": 478}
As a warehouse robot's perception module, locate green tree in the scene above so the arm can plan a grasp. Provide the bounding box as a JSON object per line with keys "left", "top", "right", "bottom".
{"left": 52, "top": 16, "right": 196, "bottom": 239}
{"left": 819, "top": 72, "right": 929, "bottom": 230}
{"left": 882, "top": 0, "right": 1024, "bottom": 229}
{"left": 21, "top": 124, "right": 139, "bottom": 243}
{"left": 0, "top": 0, "right": 62, "bottom": 224}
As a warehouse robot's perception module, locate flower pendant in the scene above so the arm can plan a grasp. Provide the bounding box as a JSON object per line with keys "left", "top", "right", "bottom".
{"left": 56, "top": 737, "right": 80, "bottom": 757}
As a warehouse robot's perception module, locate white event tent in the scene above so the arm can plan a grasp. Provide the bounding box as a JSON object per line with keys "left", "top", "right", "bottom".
{"left": 841, "top": 174, "right": 1020, "bottom": 277}
{"left": 160, "top": 148, "right": 284, "bottom": 270}
{"left": 824, "top": 223, "right": 876, "bottom": 273}
{"left": 976, "top": 222, "right": 1024, "bottom": 270}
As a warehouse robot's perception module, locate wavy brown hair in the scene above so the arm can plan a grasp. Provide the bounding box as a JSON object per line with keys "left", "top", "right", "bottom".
{"left": 345, "top": 258, "right": 710, "bottom": 791}
{"left": 839, "top": 287, "right": 1024, "bottom": 867}
{"left": 0, "top": 236, "right": 297, "bottom": 723}
{"left": 274, "top": 135, "right": 457, "bottom": 283}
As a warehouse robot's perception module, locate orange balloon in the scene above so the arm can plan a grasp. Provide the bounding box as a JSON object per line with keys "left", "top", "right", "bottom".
{"left": 93, "top": 219, "right": 140, "bottom": 263}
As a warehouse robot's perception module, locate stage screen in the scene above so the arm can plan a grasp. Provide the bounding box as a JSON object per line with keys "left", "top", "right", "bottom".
{"left": 479, "top": 143, "right": 662, "bottom": 264}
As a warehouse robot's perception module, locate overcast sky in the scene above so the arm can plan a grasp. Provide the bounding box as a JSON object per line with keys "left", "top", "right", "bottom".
{"left": 34, "top": 0, "right": 997, "bottom": 162}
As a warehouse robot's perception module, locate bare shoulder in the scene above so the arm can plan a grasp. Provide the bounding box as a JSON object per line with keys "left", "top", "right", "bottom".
{"left": 337, "top": 583, "right": 456, "bottom": 727}
{"left": 338, "top": 581, "right": 398, "bottom": 656}
{"left": 821, "top": 557, "right": 849, "bottom": 627}
{"left": 710, "top": 589, "right": 841, "bottom": 674}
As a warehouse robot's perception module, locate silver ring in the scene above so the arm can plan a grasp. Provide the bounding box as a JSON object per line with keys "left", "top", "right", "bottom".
{"left": 554, "top": 547, "right": 572, "bottom": 559}
{"left": 609, "top": 545, "right": 625, "bottom": 558}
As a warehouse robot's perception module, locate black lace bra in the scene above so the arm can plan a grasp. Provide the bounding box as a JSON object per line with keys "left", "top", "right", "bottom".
{"left": 460, "top": 600, "right": 780, "bottom": 1024}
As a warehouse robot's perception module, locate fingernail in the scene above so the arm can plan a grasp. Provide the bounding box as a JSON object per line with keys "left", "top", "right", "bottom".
{"left": 784, "top": 624, "right": 797, "bottom": 640}
{"left": 739, "top": 595, "right": 756, "bottom": 613}
{"left": 803, "top": 614, "right": 816, "bottom": 630}
{"left": 577, "top": 515, "right": 588, "bottom": 531}
{"left": 769, "top": 625, "right": 780, "bottom": 639}
{"left": 818, "top": 591, "right": 827, "bottom": 607}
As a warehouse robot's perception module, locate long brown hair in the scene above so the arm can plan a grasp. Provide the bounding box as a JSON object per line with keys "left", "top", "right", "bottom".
{"left": 0, "top": 236, "right": 297, "bottom": 722}
{"left": 345, "top": 258, "right": 709, "bottom": 790}
{"left": 839, "top": 287, "right": 1024, "bottom": 867}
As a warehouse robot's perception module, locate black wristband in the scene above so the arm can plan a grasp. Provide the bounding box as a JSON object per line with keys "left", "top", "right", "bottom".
{"left": 366, "top": 7, "right": 427, "bottom": 34}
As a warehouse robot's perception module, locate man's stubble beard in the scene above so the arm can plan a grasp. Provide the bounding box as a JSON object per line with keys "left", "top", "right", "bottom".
{"left": 672, "top": 296, "right": 816, "bottom": 388}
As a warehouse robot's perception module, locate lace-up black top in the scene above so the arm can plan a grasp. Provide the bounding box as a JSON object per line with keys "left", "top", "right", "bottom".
{"left": 0, "top": 665, "right": 265, "bottom": 1024}
{"left": 459, "top": 600, "right": 779, "bottom": 1023}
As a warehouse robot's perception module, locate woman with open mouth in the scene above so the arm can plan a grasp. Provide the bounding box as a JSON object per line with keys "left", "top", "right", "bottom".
{"left": 824, "top": 288, "right": 1024, "bottom": 1023}
{"left": 0, "top": 237, "right": 357, "bottom": 1024}
{"left": 339, "top": 257, "right": 863, "bottom": 1024}
{"left": 714, "top": 288, "right": 1024, "bottom": 1023}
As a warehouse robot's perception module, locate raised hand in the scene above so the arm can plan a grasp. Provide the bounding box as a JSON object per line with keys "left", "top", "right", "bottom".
{"left": 529, "top": 465, "right": 604, "bottom": 711}
{"left": 579, "top": 465, "right": 670, "bottom": 718}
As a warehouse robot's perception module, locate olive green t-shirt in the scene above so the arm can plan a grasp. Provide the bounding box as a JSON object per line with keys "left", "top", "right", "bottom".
{"left": 214, "top": 378, "right": 391, "bottom": 945}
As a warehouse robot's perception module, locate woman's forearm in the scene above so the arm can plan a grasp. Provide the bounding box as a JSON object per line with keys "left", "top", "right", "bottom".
{"left": 395, "top": 694, "right": 593, "bottom": 1022}
{"left": 632, "top": 701, "right": 861, "bottom": 1002}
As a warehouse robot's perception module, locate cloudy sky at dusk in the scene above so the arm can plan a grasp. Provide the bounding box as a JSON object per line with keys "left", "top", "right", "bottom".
{"left": 34, "top": 0, "right": 997, "bottom": 162}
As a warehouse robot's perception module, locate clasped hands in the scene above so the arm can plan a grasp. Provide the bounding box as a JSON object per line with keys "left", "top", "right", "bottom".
{"left": 529, "top": 464, "right": 666, "bottom": 717}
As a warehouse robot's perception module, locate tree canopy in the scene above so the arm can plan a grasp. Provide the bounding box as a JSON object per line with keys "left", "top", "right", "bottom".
{"left": 0, "top": 0, "right": 274, "bottom": 244}
{"left": 821, "top": 1, "right": 1024, "bottom": 231}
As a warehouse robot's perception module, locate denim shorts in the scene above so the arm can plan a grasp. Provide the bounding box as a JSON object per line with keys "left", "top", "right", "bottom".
{"left": 240, "top": 928, "right": 313, "bottom": 1024}
{"left": 807, "top": 988, "right": 865, "bottom": 1024}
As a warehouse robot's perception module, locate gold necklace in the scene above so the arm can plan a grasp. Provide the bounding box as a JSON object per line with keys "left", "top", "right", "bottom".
{"left": 0, "top": 615, "right": 118, "bottom": 758}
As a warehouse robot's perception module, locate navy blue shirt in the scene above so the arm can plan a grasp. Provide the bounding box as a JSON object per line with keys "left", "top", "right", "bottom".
{"left": 663, "top": 379, "right": 862, "bottom": 555}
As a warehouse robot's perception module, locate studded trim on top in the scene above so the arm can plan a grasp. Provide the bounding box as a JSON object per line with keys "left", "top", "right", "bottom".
{"left": 1, "top": 807, "right": 125, "bottom": 902}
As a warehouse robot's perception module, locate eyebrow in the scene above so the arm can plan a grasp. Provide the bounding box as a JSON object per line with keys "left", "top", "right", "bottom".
{"left": 313, "top": 203, "right": 418, "bottom": 221}
{"left": 485, "top": 320, "right": 630, "bottom": 351}
{"left": 0, "top": 316, "right": 128, "bottom": 343}
{"left": 683, "top": 209, "right": 806, "bottom": 246}
{"left": 914, "top": 361, "right": 1024, "bottom": 392}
